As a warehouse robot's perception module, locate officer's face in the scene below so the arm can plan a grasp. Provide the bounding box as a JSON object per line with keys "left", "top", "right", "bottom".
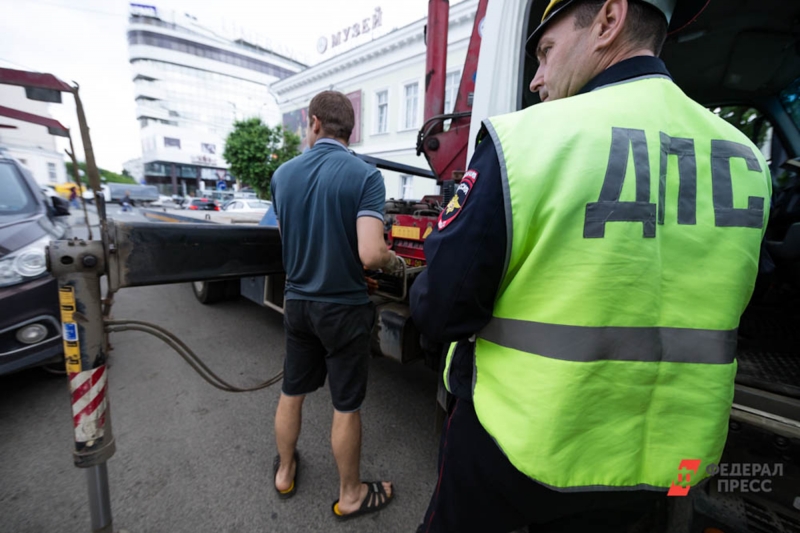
{"left": 529, "top": 10, "right": 597, "bottom": 101}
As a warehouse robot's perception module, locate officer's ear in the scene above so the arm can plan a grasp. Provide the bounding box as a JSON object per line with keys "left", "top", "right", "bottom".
{"left": 593, "top": 0, "right": 628, "bottom": 51}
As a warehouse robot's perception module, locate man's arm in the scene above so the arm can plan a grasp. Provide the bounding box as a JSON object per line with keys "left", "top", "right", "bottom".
{"left": 356, "top": 169, "right": 404, "bottom": 271}
{"left": 410, "top": 136, "right": 507, "bottom": 343}
{"left": 357, "top": 217, "right": 400, "bottom": 270}
{"left": 269, "top": 175, "right": 280, "bottom": 234}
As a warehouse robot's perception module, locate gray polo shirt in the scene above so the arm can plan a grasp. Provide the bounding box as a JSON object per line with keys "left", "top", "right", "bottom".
{"left": 270, "top": 138, "right": 386, "bottom": 305}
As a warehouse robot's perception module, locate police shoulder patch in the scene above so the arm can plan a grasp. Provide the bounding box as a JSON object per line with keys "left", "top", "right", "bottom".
{"left": 438, "top": 170, "right": 478, "bottom": 231}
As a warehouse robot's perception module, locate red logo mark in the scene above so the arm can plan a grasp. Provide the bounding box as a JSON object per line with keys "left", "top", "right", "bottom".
{"left": 667, "top": 459, "right": 702, "bottom": 497}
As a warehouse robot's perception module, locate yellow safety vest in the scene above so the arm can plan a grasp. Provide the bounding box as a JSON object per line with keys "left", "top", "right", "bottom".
{"left": 445, "top": 75, "right": 772, "bottom": 490}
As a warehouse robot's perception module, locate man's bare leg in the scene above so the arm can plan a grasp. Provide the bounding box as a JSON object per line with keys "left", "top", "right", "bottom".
{"left": 331, "top": 409, "right": 392, "bottom": 514}
{"left": 274, "top": 393, "right": 303, "bottom": 491}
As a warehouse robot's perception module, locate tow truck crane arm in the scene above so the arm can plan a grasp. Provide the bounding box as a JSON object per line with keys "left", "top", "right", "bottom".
{"left": 418, "top": 0, "right": 489, "bottom": 184}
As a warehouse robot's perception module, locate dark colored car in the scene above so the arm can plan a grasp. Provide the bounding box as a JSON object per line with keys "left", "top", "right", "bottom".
{"left": 187, "top": 198, "right": 220, "bottom": 211}
{"left": 0, "top": 154, "right": 71, "bottom": 375}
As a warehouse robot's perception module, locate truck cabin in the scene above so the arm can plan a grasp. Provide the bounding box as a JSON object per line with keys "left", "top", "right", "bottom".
{"left": 514, "top": 0, "right": 800, "bottom": 389}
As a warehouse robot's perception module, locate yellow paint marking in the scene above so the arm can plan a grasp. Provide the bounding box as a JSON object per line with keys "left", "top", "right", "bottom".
{"left": 58, "top": 286, "right": 76, "bottom": 322}
{"left": 145, "top": 213, "right": 182, "bottom": 223}
{"left": 391, "top": 226, "right": 421, "bottom": 240}
{"left": 58, "top": 286, "right": 82, "bottom": 374}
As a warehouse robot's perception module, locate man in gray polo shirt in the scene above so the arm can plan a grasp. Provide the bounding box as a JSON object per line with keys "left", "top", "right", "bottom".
{"left": 270, "top": 91, "right": 402, "bottom": 520}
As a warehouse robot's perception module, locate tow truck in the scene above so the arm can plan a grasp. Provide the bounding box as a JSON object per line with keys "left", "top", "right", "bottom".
{"left": 2, "top": 0, "right": 798, "bottom": 531}
{"left": 144, "top": 3, "right": 800, "bottom": 530}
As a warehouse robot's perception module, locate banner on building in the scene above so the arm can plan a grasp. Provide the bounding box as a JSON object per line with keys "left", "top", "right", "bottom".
{"left": 346, "top": 90, "right": 362, "bottom": 145}
{"left": 283, "top": 107, "right": 309, "bottom": 151}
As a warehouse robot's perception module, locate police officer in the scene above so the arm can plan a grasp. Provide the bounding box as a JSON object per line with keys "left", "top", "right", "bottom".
{"left": 411, "top": 1, "right": 771, "bottom": 531}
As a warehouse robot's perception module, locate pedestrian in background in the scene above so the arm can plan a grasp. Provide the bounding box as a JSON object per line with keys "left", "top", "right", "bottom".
{"left": 121, "top": 190, "right": 132, "bottom": 212}
{"left": 270, "top": 90, "right": 404, "bottom": 520}
{"left": 69, "top": 186, "right": 79, "bottom": 209}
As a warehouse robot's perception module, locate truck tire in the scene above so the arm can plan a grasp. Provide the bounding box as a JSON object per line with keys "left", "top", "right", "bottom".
{"left": 192, "top": 280, "right": 239, "bottom": 304}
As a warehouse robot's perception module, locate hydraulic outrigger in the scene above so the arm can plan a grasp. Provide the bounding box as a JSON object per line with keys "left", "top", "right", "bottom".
{"left": 2, "top": 68, "right": 288, "bottom": 533}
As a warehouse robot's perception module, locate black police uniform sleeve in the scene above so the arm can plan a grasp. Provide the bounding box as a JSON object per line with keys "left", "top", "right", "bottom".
{"left": 409, "top": 135, "right": 507, "bottom": 343}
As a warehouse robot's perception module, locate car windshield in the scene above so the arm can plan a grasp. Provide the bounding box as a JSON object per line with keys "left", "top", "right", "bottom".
{"left": 0, "top": 162, "right": 38, "bottom": 220}
{"left": 780, "top": 77, "right": 800, "bottom": 132}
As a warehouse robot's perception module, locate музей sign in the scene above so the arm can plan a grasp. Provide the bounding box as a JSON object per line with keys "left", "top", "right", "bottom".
{"left": 317, "top": 7, "right": 383, "bottom": 54}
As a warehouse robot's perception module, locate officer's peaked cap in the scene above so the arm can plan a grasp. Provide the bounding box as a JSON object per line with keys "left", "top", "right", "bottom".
{"left": 525, "top": 0, "right": 711, "bottom": 57}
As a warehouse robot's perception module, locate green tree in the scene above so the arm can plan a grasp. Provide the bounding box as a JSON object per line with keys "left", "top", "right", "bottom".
{"left": 66, "top": 161, "right": 137, "bottom": 184}
{"left": 223, "top": 118, "right": 301, "bottom": 199}
{"left": 714, "top": 106, "right": 769, "bottom": 148}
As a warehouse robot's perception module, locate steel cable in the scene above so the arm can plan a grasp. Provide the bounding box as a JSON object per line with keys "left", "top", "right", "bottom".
{"left": 105, "top": 319, "right": 283, "bottom": 392}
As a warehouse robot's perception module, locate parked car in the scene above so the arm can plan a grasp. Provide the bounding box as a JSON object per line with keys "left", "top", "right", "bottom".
{"left": 222, "top": 199, "right": 271, "bottom": 213}
{"left": 80, "top": 184, "right": 103, "bottom": 204}
{"left": 201, "top": 190, "right": 234, "bottom": 204}
{"left": 105, "top": 183, "right": 159, "bottom": 205}
{"left": 186, "top": 198, "right": 220, "bottom": 211}
{"left": 40, "top": 184, "right": 60, "bottom": 201}
{"left": 149, "top": 194, "right": 182, "bottom": 208}
{"left": 0, "top": 155, "right": 72, "bottom": 375}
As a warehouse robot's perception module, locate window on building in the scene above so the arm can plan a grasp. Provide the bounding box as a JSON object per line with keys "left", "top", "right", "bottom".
{"left": 375, "top": 90, "right": 388, "bottom": 134}
{"left": 164, "top": 137, "right": 181, "bottom": 149}
{"left": 402, "top": 82, "right": 419, "bottom": 130}
{"left": 47, "top": 162, "right": 57, "bottom": 181}
{"left": 126, "top": 30, "right": 295, "bottom": 79}
{"left": 443, "top": 70, "right": 461, "bottom": 131}
{"left": 444, "top": 71, "right": 460, "bottom": 114}
{"left": 145, "top": 162, "right": 167, "bottom": 176}
{"left": 202, "top": 143, "right": 216, "bottom": 154}
{"left": 400, "top": 175, "right": 413, "bottom": 200}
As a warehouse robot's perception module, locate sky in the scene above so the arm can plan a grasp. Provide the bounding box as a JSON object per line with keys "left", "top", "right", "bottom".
{"left": 0, "top": 0, "right": 447, "bottom": 172}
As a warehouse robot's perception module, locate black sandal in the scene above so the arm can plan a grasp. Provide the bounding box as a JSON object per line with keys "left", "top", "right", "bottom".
{"left": 332, "top": 481, "right": 394, "bottom": 521}
{"left": 273, "top": 452, "right": 299, "bottom": 499}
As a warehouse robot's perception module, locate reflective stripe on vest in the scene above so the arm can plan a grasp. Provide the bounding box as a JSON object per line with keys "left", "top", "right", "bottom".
{"left": 454, "top": 76, "right": 771, "bottom": 491}
{"left": 481, "top": 319, "right": 737, "bottom": 364}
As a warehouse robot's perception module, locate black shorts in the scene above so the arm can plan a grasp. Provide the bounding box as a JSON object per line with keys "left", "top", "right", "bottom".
{"left": 282, "top": 300, "right": 375, "bottom": 412}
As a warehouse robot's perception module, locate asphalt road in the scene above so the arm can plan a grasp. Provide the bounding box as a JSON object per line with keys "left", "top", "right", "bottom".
{"left": 0, "top": 206, "right": 440, "bottom": 533}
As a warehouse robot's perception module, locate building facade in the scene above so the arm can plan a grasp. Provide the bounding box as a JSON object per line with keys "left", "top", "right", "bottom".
{"left": 0, "top": 85, "right": 67, "bottom": 187}
{"left": 271, "top": 0, "right": 478, "bottom": 201}
{"left": 127, "top": 4, "right": 306, "bottom": 195}
{"left": 122, "top": 157, "right": 144, "bottom": 183}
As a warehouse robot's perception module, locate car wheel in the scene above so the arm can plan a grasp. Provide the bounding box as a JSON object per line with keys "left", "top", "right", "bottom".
{"left": 40, "top": 354, "right": 67, "bottom": 376}
{"left": 41, "top": 362, "right": 67, "bottom": 376}
{"left": 191, "top": 280, "right": 239, "bottom": 304}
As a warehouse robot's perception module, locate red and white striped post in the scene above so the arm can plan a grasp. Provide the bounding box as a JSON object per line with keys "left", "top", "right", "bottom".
{"left": 49, "top": 238, "right": 115, "bottom": 533}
